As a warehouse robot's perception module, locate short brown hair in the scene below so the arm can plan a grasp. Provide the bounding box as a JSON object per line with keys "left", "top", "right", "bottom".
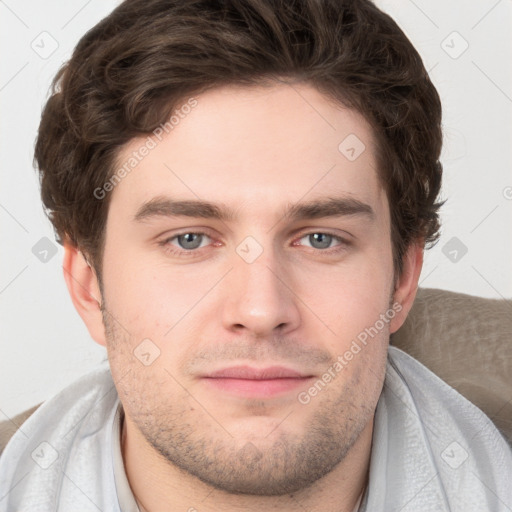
{"left": 34, "top": 0, "right": 443, "bottom": 282}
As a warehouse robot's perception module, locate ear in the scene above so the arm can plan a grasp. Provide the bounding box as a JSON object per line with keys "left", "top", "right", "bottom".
{"left": 389, "top": 242, "right": 424, "bottom": 334}
{"left": 62, "top": 243, "right": 106, "bottom": 346}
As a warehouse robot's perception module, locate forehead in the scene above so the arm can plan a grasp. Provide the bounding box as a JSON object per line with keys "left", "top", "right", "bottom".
{"left": 110, "top": 82, "right": 386, "bottom": 221}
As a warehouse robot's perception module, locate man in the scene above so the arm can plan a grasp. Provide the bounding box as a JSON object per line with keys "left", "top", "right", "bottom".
{"left": 1, "top": 0, "right": 511, "bottom": 510}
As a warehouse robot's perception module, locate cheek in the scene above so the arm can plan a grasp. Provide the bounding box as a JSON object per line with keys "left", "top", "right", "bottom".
{"left": 295, "top": 250, "right": 394, "bottom": 341}
{"left": 101, "top": 247, "right": 220, "bottom": 341}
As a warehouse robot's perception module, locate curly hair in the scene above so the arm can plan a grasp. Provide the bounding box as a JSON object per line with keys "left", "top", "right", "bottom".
{"left": 34, "top": 0, "right": 443, "bottom": 283}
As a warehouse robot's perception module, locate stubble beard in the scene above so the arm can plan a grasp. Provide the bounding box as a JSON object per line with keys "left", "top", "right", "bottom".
{"left": 102, "top": 307, "right": 385, "bottom": 496}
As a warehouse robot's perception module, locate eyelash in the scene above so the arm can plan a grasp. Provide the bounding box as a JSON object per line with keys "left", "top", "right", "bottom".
{"left": 292, "top": 232, "right": 350, "bottom": 253}
{"left": 158, "top": 230, "right": 351, "bottom": 257}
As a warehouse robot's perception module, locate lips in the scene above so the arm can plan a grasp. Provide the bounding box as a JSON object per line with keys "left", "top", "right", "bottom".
{"left": 205, "top": 365, "right": 307, "bottom": 379}
{"left": 201, "top": 365, "right": 313, "bottom": 397}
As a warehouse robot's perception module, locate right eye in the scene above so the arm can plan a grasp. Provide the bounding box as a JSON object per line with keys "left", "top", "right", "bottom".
{"left": 165, "top": 232, "right": 212, "bottom": 251}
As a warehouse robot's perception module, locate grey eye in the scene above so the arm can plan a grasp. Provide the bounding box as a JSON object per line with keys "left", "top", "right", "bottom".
{"left": 308, "top": 233, "right": 333, "bottom": 249}
{"left": 176, "top": 233, "right": 204, "bottom": 250}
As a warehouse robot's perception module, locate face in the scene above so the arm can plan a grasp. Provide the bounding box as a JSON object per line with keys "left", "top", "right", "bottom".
{"left": 99, "top": 82, "right": 397, "bottom": 495}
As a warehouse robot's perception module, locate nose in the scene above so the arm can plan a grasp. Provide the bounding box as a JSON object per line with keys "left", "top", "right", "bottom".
{"left": 221, "top": 247, "right": 301, "bottom": 337}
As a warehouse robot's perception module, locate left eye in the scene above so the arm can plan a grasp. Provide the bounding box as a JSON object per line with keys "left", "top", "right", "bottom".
{"left": 170, "top": 233, "right": 211, "bottom": 250}
{"left": 299, "top": 233, "right": 341, "bottom": 250}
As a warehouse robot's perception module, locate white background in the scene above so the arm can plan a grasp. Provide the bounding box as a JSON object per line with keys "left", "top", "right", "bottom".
{"left": 1, "top": 0, "right": 511, "bottom": 418}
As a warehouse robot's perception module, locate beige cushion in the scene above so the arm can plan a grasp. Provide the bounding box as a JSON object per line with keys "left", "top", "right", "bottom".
{"left": 1, "top": 287, "right": 511, "bottom": 454}
{"left": 391, "top": 287, "right": 512, "bottom": 443}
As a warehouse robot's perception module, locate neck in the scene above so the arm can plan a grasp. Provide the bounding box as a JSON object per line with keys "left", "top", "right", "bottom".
{"left": 122, "top": 413, "right": 372, "bottom": 512}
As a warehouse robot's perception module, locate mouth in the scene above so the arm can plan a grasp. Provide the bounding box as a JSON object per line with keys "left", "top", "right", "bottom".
{"left": 201, "top": 365, "right": 315, "bottom": 398}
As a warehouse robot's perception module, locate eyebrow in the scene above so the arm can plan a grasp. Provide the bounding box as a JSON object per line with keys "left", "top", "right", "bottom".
{"left": 133, "top": 196, "right": 375, "bottom": 223}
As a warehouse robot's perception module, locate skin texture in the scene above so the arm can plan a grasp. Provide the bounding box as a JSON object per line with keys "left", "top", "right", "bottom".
{"left": 64, "top": 82, "right": 423, "bottom": 511}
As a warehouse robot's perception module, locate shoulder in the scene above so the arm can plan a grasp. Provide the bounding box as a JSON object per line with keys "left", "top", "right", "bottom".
{"left": 386, "top": 345, "right": 506, "bottom": 439}
{"left": 391, "top": 287, "right": 512, "bottom": 443}
{"left": 0, "top": 361, "right": 114, "bottom": 460}
{"left": 385, "top": 347, "right": 512, "bottom": 462}
{"left": 0, "top": 362, "right": 120, "bottom": 511}
{"left": 0, "top": 404, "right": 41, "bottom": 456}
{"left": 370, "top": 347, "right": 512, "bottom": 509}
